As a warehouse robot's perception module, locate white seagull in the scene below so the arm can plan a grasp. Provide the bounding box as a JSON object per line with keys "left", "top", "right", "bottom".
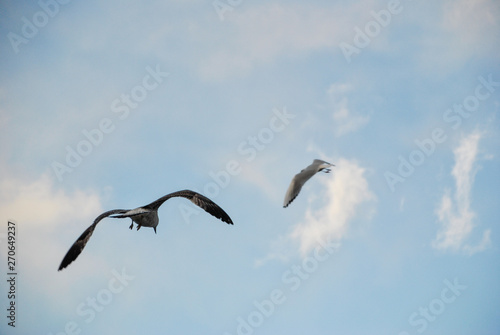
{"left": 58, "top": 190, "right": 233, "bottom": 271}
{"left": 283, "top": 159, "right": 335, "bottom": 208}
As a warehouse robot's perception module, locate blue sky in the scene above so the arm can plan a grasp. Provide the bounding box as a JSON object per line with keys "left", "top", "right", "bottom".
{"left": 1, "top": 0, "right": 499, "bottom": 334}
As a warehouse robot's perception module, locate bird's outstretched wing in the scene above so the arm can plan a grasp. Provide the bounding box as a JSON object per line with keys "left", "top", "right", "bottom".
{"left": 283, "top": 159, "right": 334, "bottom": 208}
{"left": 145, "top": 190, "right": 233, "bottom": 225}
{"left": 58, "top": 209, "right": 128, "bottom": 271}
{"left": 313, "top": 159, "right": 328, "bottom": 165}
{"left": 313, "top": 159, "right": 334, "bottom": 172}
{"left": 283, "top": 173, "right": 306, "bottom": 208}
{"left": 109, "top": 208, "right": 150, "bottom": 218}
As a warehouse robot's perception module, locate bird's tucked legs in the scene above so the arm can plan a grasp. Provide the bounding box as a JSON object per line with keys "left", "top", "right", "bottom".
{"left": 129, "top": 221, "right": 134, "bottom": 230}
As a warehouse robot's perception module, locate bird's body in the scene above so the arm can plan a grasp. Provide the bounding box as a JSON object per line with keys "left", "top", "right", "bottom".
{"left": 120, "top": 208, "right": 159, "bottom": 231}
{"left": 111, "top": 207, "right": 160, "bottom": 231}
{"left": 283, "top": 159, "right": 334, "bottom": 208}
{"left": 58, "top": 190, "right": 233, "bottom": 271}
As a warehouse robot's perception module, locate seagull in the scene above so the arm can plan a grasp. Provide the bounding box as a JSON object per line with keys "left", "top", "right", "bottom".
{"left": 58, "top": 190, "right": 233, "bottom": 271}
{"left": 283, "top": 159, "right": 335, "bottom": 208}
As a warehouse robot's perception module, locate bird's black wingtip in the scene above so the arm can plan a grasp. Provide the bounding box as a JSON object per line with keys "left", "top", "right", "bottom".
{"left": 58, "top": 259, "right": 71, "bottom": 271}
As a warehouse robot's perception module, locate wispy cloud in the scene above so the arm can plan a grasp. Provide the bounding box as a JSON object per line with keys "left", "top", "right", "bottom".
{"left": 327, "top": 83, "right": 370, "bottom": 137}
{"left": 442, "top": 0, "right": 499, "bottom": 45}
{"left": 0, "top": 174, "right": 101, "bottom": 229}
{"left": 254, "top": 235, "right": 294, "bottom": 267}
{"left": 432, "top": 131, "right": 491, "bottom": 255}
{"left": 290, "top": 158, "right": 376, "bottom": 257}
{"left": 419, "top": 0, "right": 499, "bottom": 75}
{"left": 199, "top": 3, "right": 356, "bottom": 80}
{"left": 0, "top": 174, "right": 105, "bottom": 303}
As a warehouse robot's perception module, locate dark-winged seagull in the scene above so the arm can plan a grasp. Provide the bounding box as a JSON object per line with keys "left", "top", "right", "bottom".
{"left": 283, "top": 159, "right": 334, "bottom": 208}
{"left": 58, "top": 190, "right": 233, "bottom": 271}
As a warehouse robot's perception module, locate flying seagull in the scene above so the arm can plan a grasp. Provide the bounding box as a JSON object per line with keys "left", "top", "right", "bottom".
{"left": 58, "top": 190, "right": 233, "bottom": 271}
{"left": 283, "top": 159, "right": 335, "bottom": 208}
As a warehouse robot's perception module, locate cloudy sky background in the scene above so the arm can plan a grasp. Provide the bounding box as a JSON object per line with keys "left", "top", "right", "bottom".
{"left": 1, "top": 0, "right": 499, "bottom": 334}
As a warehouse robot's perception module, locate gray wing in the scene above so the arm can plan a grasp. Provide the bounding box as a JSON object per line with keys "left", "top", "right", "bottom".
{"left": 145, "top": 190, "right": 233, "bottom": 225}
{"left": 283, "top": 176, "right": 302, "bottom": 208}
{"left": 284, "top": 160, "right": 326, "bottom": 208}
{"left": 312, "top": 159, "right": 334, "bottom": 171}
{"left": 283, "top": 159, "right": 335, "bottom": 208}
{"left": 283, "top": 169, "right": 316, "bottom": 208}
{"left": 58, "top": 209, "right": 128, "bottom": 271}
{"left": 313, "top": 159, "right": 330, "bottom": 166}
{"left": 109, "top": 208, "right": 150, "bottom": 218}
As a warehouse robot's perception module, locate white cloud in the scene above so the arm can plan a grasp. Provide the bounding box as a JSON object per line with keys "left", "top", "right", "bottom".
{"left": 0, "top": 174, "right": 101, "bottom": 230}
{"left": 399, "top": 197, "right": 405, "bottom": 212}
{"left": 237, "top": 159, "right": 283, "bottom": 203}
{"left": 419, "top": 0, "right": 499, "bottom": 75}
{"left": 432, "top": 131, "right": 491, "bottom": 254}
{"left": 254, "top": 235, "right": 293, "bottom": 268}
{"left": 199, "top": 3, "right": 356, "bottom": 80}
{"left": 442, "top": 0, "right": 499, "bottom": 40}
{"left": 0, "top": 174, "right": 104, "bottom": 298}
{"left": 463, "top": 229, "right": 492, "bottom": 255}
{"left": 327, "top": 83, "right": 370, "bottom": 137}
{"left": 290, "top": 158, "right": 376, "bottom": 257}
